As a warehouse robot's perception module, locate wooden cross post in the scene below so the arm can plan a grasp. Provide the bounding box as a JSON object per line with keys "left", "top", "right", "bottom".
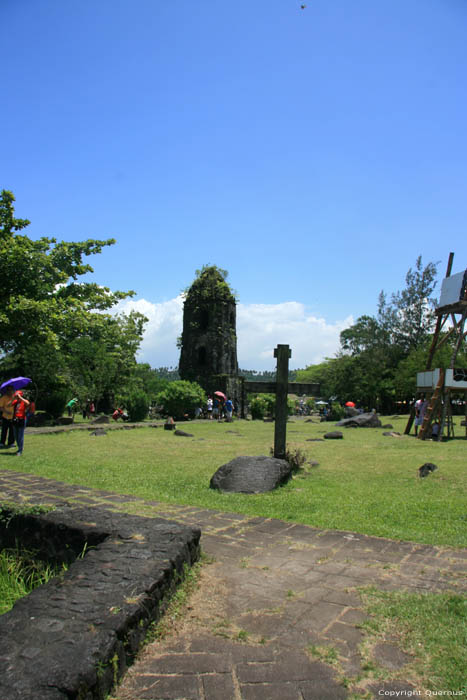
{"left": 273, "top": 344, "right": 292, "bottom": 459}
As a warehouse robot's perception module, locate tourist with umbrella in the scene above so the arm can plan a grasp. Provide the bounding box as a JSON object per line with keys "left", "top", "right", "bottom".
{"left": 0, "top": 378, "right": 32, "bottom": 451}
{"left": 12, "top": 390, "right": 30, "bottom": 456}
{"left": 0, "top": 386, "right": 16, "bottom": 449}
{"left": 214, "top": 391, "right": 226, "bottom": 421}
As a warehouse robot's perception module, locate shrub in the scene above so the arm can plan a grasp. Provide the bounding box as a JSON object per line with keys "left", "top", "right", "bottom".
{"left": 329, "top": 402, "right": 345, "bottom": 421}
{"left": 249, "top": 394, "right": 295, "bottom": 419}
{"left": 250, "top": 395, "right": 268, "bottom": 419}
{"left": 40, "top": 388, "right": 69, "bottom": 419}
{"left": 126, "top": 390, "right": 149, "bottom": 422}
{"left": 156, "top": 380, "right": 206, "bottom": 419}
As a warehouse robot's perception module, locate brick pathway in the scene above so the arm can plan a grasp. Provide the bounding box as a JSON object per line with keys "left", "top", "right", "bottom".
{"left": 1, "top": 468, "right": 465, "bottom": 699}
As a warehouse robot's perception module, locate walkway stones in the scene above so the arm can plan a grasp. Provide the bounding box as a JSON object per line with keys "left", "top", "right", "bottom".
{"left": 210, "top": 455, "right": 292, "bottom": 493}
{"left": 371, "top": 642, "right": 412, "bottom": 670}
{"left": 1, "top": 469, "right": 466, "bottom": 700}
{"left": 0, "top": 503, "right": 200, "bottom": 700}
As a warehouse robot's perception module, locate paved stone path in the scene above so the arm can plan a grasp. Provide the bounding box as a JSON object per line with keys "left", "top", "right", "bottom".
{"left": 1, "top": 468, "right": 465, "bottom": 700}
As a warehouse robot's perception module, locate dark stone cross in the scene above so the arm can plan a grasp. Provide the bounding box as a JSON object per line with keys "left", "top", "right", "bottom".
{"left": 243, "top": 344, "right": 320, "bottom": 459}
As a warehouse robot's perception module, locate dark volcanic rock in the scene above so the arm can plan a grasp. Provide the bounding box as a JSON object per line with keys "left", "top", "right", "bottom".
{"left": 174, "top": 429, "right": 194, "bottom": 437}
{"left": 324, "top": 431, "right": 343, "bottom": 439}
{"left": 91, "top": 415, "right": 110, "bottom": 424}
{"left": 90, "top": 428, "right": 107, "bottom": 436}
{"left": 345, "top": 407, "right": 360, "bottom": 417}
{"left": 335, "top": 412, "right": 382, "bottom": 428}
{"left": 419, "top": 462, "right": 438, "bottom": 478}
{"left": 210, "top": 455, "right": 292, "bottom": 494}
{"left": 0, "top": 505, "right": 200, "bottom": 700}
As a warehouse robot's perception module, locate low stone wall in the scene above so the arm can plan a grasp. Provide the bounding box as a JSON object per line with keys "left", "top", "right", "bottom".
{"left": 0, "top": 504, "right": 201, "bottom": 700}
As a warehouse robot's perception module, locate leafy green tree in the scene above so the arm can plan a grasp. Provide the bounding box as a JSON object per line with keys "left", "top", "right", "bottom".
{"left": 66, "top": 312, "right": 147, "bottom": 409}
{"left": 131, "top": 363, "right": 170, "bottom": 402}
{"left": 378, "top": 256, "right": 438, "bottom": 353}
{"left": 328, "top": 256, "right": 439, "bottom": 411}
{"left": 0, "top": 190, "right": 147, "bottom": 407}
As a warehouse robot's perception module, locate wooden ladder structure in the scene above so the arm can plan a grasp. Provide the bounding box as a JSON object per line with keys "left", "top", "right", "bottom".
{"left": 417, "top": 369, "right": 444, "bottom": 440}
{"left": 405, "top": 252, "right": 467, "bottom": 440}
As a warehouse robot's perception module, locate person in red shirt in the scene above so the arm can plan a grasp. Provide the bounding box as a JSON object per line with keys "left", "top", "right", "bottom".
{"left": 12, "top": 390, "right": 30, "bottom": 456}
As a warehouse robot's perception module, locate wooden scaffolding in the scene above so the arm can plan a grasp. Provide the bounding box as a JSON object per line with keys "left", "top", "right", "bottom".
{"left": 405, "top": 252, "right": 467, "bottom": 440}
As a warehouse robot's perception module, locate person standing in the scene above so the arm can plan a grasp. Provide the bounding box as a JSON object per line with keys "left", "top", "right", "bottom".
{"left": 206, "top": 396, "right": 213, "bottom": 419}
{"left": 66, "top": 397, "right": 78, "bottom": 418}
{"left": 414, "top": 394, "right": 428, "bottom": 436}
{"left": 225, "top": 397, "right": 234, "bottom": 421}
{"left": 0, "top": 386, "right": 16, "bottom": 448}
{"left": 12, "top": 390, "right": 30, "bottom": 456}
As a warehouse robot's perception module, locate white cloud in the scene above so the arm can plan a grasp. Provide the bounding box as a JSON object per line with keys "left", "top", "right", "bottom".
{"left": 237, "top": 302, "right": 353, "bottom": 369}
{"left": 114, "top": 297, "right": 353, "bottom": 371}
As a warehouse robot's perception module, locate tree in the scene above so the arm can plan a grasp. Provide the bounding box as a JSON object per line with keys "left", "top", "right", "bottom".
{"left": 298, "top": 257, "right": 440, "bottom": 413}
{"left": 380, "top": 256, "right": 438, "bottom": 353}
{"left": 0, "top": 190, "right": 147, "bottom": 407}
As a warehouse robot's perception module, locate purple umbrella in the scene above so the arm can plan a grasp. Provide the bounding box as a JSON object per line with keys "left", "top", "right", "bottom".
{"left": 0, "top": 377, "right": 32, "bottom": 393}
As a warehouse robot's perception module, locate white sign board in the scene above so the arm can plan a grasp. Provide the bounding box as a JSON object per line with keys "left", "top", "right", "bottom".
{"left": 438, "top": 270, "right": 467, "bottom": 307}
{"left": 417, "top": 369, "right": 440, "bottom": 389}
{"left": 417, "top": 368, "right": 467, "bottom": 390}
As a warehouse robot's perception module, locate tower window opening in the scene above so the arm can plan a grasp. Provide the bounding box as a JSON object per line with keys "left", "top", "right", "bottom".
{"left": 198, "top": 346, "right": 207, "bottom": 366}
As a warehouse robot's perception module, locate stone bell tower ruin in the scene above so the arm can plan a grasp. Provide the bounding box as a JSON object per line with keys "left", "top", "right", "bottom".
{"left": 178, "top": 266, "right": 242, "bottom": 402}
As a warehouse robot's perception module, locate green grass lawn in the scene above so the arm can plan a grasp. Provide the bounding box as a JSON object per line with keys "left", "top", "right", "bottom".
{"left": 357, "top": 587, "right": 467, "bottom": 696}
{"left": 2, "top": 415, "right": 465, "bottom": 547}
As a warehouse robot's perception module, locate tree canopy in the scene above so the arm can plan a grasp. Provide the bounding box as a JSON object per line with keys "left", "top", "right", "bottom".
{"left": 0, "top": 189, "right": 147, "bottom": 412}
{"left": 296, "top": 256, "right": 455, "bottom": 411}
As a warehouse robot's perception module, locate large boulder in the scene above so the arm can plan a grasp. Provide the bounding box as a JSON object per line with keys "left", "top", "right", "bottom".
{"left": 324, "top": 431, "right": 343, "bottom": 439}
{"left": 345, "top": 406, "right": 360, "bottom": 417}
{"left": 335, "top": 412, "right": 382, "bottom": 428}
{"left": 210, "top": 455, "right": 292, "bottom": 494}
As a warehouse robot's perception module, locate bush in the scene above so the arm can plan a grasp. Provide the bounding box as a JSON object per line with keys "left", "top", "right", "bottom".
{"left": 329, "top": 402, "right": 345, "bottom": 421}
{"left": 249, "top": 394, "right": 295, "bottom": 420}
{"left": 250, "top": 395, "right": 269, "bottom": 420}
{"left": 126, "top": 390, "right": 149, "bottom": 422}
{"left": 156, "top": 381, "right": 206, "bottom": 419}
{"left": 39, "top": 389, "right": 69, "bottom": 419}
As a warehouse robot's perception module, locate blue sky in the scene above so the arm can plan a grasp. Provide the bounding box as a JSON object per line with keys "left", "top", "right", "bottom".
{"left": 2, "top": 0, "right": 466, "bottom": 369}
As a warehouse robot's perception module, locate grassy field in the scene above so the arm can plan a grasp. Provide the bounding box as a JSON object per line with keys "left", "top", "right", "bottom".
{"left": 2, "top": 414, "right": 466, "bottom": 547}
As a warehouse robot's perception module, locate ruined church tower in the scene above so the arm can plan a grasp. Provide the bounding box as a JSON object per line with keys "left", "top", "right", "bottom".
{"left": 178, "top": 266, "right": 239, "bottom": 392}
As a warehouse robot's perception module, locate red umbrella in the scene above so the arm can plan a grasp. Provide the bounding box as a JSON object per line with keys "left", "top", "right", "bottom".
{"left": 345, "top": 401, "right": 356, "bottom": 407}
{"left": 214, "top": 391, "right": 226, "bottom": 400}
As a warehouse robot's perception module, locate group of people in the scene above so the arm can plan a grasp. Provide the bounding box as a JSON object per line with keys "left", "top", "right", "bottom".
{"left": 0, "top": 386, "right": 35, "bottom": 456}
{"left": 204, "top": 395, "right": 234, "bottom": 421}
{"left": 66, "top": 398, "right": 96, "bottom": 420}
{"left": 112, "top": 407, "right": 129, "bottom": 421}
